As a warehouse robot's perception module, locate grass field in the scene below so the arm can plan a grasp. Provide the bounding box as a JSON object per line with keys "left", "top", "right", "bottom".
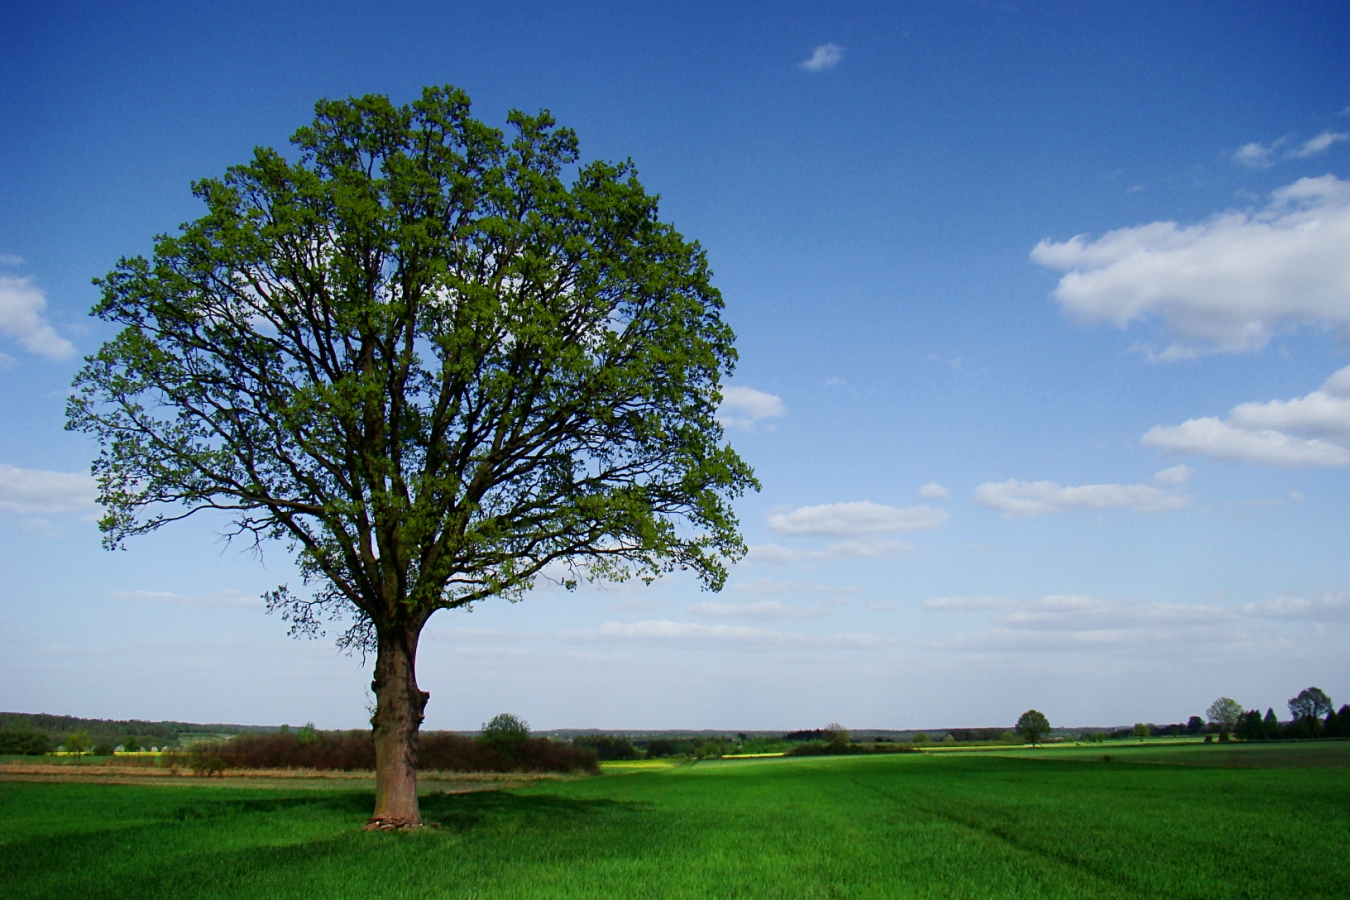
{"left": 3, "top": 742, "right": 1347, "bottom": 899}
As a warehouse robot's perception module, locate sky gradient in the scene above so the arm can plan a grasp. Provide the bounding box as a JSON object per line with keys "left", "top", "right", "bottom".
{"left": 2, "top": 0, "right": 1348, "bottom": 732}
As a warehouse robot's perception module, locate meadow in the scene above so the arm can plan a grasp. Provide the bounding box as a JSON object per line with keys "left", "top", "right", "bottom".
{"left": 2, "top": 742, "right": 1346, "bottom": 899}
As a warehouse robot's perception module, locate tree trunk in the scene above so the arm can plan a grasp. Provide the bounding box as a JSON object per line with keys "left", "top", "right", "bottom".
{"left": 368, "top": 625, "right": 428, "bottom": 829}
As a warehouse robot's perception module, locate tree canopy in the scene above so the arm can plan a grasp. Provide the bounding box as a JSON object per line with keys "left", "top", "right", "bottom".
{"left": 68, "top": 85, "right": 757, "bottom": 826}
{"left": 1288, "top": 688, "right": 1332, "bottom": 732}
{"left": 1206, "top": 697, "right": 1243, "bottom": 733}
{"left": 1015, "top": 710, "right": 1050, "bottom": 746}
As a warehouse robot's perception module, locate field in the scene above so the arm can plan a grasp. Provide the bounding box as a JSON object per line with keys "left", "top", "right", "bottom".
{"left": 2, "top": 742, "right": 1347, "bottom": 899}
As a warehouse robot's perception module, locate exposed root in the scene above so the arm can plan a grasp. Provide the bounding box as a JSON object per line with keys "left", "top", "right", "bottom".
{"left": 364, "top": 816, "right": 439, "bottom": 831}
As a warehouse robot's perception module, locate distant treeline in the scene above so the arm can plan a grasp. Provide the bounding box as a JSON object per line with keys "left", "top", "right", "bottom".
{"left": 0, "top": 712, "right": 273, "bottom": 754}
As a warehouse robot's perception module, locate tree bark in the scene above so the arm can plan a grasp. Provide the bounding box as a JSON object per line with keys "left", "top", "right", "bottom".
{"left": 368, "top": 625, "right": 428, "bottom": 829}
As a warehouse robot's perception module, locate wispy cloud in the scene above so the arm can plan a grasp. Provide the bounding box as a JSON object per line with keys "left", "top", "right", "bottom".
{"left": 767, "top": 501, "right": 948, "bottom": 536}
{"left": 746, "top": 539, "right": 916, "bottom": 566}
{"left": 113, "top": 588, "right": 264, "bottom": 609}
{"left": 0, "top": 275, "right": 76, "bottom": 360}
{"left": 1031, "top": 175, "right": 1350, "bottom": 358}
{"left": 0, "top": 464, "right": 96, "bottom": 514}
{"left": 799, "top": 43, "right": 843, "bottom": 72}
{"left": 918, "top": 482, "right": 950, "bottom": 500}
{"left": 1286, "top": 131, "right": 1349, "bottom": 159}
{"left": 975, "top": 479, "right": 1192, "bottom": 518}
{"left": 1232, "top": 132, "right": 1347, "bottom": 168}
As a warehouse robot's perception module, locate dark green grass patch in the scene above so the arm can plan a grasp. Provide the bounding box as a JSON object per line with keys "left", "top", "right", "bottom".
{"left": 3, "top": 749, "right": 1347, "bottom": 899}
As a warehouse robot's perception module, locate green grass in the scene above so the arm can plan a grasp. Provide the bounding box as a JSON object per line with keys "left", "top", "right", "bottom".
{"left": 3, "top": 743, "right": 1347, "bottom": 899}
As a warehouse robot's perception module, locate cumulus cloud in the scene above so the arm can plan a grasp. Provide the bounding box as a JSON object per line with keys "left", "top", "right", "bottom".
{"left": 0, "top": 464, "right": 97, "bottom": 514}
{"left": 768, "top": 501, "right": 948, "bottom": 536}
{"left": 975, "top": 478, "right": 1192, "bottom": 518}
{"left": 1238, "top": 589, "right": 1350, "bottom": 620}
{"left": 1030, "top": 175, "right": 1350, "bottom": 358}
{"left": 0, "top": 276, "right": 76, "bottom": 360}
{"left": 918, "top": 482, "right": 950, "bottom": 500}
{"left": 559, "top": 619, "right": 888, "bottom": 649}
{"left": 1142, "top": 364, "right": 1350, "bottom": 467}
{"left": 799, "top": 43, "right": 843, "bottom": 72}
{"left": 717, "top": 386, "right": 785, "bottom": 430}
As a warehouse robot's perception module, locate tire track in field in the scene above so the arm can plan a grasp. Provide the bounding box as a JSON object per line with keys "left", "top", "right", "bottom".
{"left": 844, "top": 775, "right": 1146, "bottom": 898}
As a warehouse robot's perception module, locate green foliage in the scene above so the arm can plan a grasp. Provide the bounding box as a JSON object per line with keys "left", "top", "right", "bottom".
{"left": 1016, "top": 710, "right": 1050, "bottom": 746}
{"left": 478, "top": 714, "right": 530, "bottom": 753}
{"left": 5, "top": 746, "right": 1349, "bottom": 898}
{"left": 822, "top": 723, "right": 850, "bottom": 748}
{"left": 91, "top": 743, "right": 115, "bottom": 757}
{"left": 911, "top": 732, "right": 930, "bottom": 744}
{"left": 1132, "top": 723, "right": 1149, "bottom": 742}
{"left": 63, "top": 730, "right": 90, "bottom": 755}
{"left": 121, "top": 735, "right": 140, "bottom": 752}
{"left": 0, "top": 731, "right": 51, "bottom": 755}
{"left": 1288, "top": 687, "right": 1333, "bottom": 733}
{"left": 1206, "top": 697, "right": 1243, "bottom": 733}
{"left": 296, "top": 723, "right": 319, "bottom": 745}
{"left": 67, "top": 84, "right": 758, "bottom": 655}
{"left": 573, "top": 734, "right": 638, "bottom": 761}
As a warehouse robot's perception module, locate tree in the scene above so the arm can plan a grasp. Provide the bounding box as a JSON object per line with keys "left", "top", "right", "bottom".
{"left": 1263, "top": 707, "right": 1281, "bottom": 740}
{"left": 1186, "top": 715, "right": 1204, "bottom": 735}
{"left": 67, "top": 86, "right": 757, "bottom": 828}
{"left": 822, "top": 723, "right": 850, "bottom": 749}
{"left": 1132, "top": 723, "right": 1149, "bottom": 742}
{"left": 1206, "top": 698, "right": 1243, "bottom": 736}
{"left": 478, "top": 713, "right": 530, "bottom": 754}
{"left": 1288, "top": 687, "right": 1332, "bottom": 735}
{"left": 64, "top": 731, "right": 90, "bottom": 756}
{"left": 1016, "top": 710, "right": 1050, "bottom": 746}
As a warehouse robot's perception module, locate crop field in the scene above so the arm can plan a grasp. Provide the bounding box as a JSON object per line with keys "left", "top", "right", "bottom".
{"left": 3, "top": 743, "right": 1347, "bottom": 899}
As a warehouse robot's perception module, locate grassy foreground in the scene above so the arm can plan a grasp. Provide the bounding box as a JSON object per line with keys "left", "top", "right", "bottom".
{"left": 3, "top": 744, "right": 1347, "bottom": 899}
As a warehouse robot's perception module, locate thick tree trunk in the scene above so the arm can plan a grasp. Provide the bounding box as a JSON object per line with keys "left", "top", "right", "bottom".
{"left": 368, "top": 625, "right": 428, "bottom": 829}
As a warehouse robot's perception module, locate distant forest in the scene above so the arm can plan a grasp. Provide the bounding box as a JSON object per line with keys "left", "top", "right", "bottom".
{"left": 0, "top": 712, "right": 275, "bottom": 750}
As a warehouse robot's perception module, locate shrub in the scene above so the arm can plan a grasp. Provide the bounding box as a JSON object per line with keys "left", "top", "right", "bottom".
{"left": 478, "top": 714, "right": 530, "bottom": 754}
{"left": 0, "top": 731, "right": 51, "bottom": 755}
{"left": 644, "top": 738, "right": 677, "bottom": 758}
{"left": 92, "top": 743, "right": 115, "bottom": 757}
{"left": 122, "top": 735, "right": 140, "bottom": 752}
{"left": 63, "top": 730, "right": 91, "bottom": 754}
{"left": 572, "top": 734, "right": 639, "bottom": 761}
{"left": 166, "top": 729, "right": 597, "bottom": 775}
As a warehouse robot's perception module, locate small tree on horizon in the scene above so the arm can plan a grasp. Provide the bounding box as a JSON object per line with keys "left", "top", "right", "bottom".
{"left": 1206, "top": 698, "right": 1243, "bottom": 737}
{"left": 1016, "top": 710, "right": 1050, "bottom": 746}
{"left": 1288, "top": 687, "right": 1332, "bottom": 736}
{"left": 64, "top": 730, "right": 90, "bottom": 756}
{"left": 1132, "top": 723, "right": 1149, "bottom": 742}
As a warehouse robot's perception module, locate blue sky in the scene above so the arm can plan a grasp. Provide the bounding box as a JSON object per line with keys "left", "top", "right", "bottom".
{"left": 3, "top": 1, "right": 1348, "bottom": 732}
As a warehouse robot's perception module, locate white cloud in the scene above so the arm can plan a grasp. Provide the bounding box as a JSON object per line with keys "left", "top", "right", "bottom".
{"left": 1287, "top": 131, "right": 1349, "bottom": 159}
{"left": 0, "top": 276, "right": 76, "bottom": 360}
{"left": 717, "top": 386, "right": 785, "bottom": 430}
{"left": 744, "top": 539, "right": 915, "bottom": 566}
{"left": 0, "top": 352, "right": 15, "bottom": 371}
{"left": 0, "top": 254, "right": 23, "bottom": 266}
{"left": 799, "top": 43, "right": 843, "bottom": 72}
{"left": 1142, "top": 365, "right": 1350, "bottom": 467}
{"left": 918, "top": 482, "right": 950, "bottom": 500}
{"left": 1030, "top": 175, "right": 1350, "bottom": 358}
{"left": 558, "top": 619, "right": 888, "bottom": 649}
{"left": 975, "top": 479, "right": 1192, "bottom": 518}
{"left": 0, "top": 464, "right": 96, "bottom": 514}
{"left": 1143, "top": 419, "right": 1350, "bottom": 467}
{"left": 767, "top": 501, "right": 948, "bottom": 536}
{"left": 1153, "top": 464, "right": 1194, "bottom": 486}
{"left": 688, "top": 600, "right": 829, "bottom": 620}
{"left": 1238, "top": 589, "right": 1350, "bottom": 620}
{"left": 1233, "top": 141, "right": 1277, "bottom": 168}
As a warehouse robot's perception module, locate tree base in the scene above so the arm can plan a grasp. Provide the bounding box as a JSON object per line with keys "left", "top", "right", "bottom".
{"left": 363, "top": 816, "right": 438, "bottom": 831}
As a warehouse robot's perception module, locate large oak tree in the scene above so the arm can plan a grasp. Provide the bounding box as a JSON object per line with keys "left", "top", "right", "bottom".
{"left": 68, "top": 87, "right": 757, "bottom": 827}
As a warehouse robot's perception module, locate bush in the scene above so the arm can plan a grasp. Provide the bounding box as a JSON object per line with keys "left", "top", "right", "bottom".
{"left": 0, "top": 731, "right": 51, "bottom": 755}
{"left": 644, "top": 738, "right": 677, "bottom": 758}
{"left": 167, "top": 730, "right": 597, "bottom": 775}
{"left": 572, "top": 734, "right": 639, "bottom": 761}
{"left": 787, "top": 741, "right": 917, "bottom": 757}
{"left": 92, "top": 743, "right": 115, "bottom": 757}
{"left": 478, "top": 714, "right": 530, "bottom": 754}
